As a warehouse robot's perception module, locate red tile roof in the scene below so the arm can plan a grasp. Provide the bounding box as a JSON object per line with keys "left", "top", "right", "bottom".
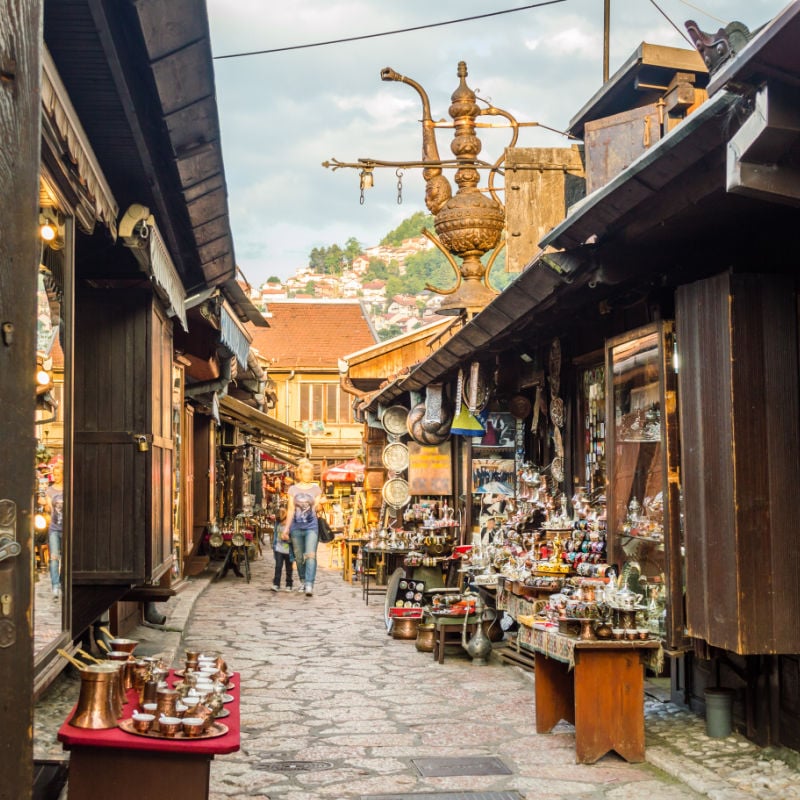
{"left": 246, "top": 301, "right": 377, "bottom": 369}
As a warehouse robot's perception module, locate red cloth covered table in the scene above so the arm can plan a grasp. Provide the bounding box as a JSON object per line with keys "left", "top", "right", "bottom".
{"left": 58, "top": 670, "right": 240, "bottom": 799}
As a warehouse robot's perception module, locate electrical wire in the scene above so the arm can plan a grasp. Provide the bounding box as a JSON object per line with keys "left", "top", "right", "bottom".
{"left": 675, "top": 0, "right": 727, "bottom": 25}
{"left": 213, "top": 0, "right": 566, "bottom": 60}
{"left": 647, "top": 0, "right": 696, "bottom": 46}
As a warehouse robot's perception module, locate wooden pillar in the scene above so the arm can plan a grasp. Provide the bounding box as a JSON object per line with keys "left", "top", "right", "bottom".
{"left": 0, "top": 2, "right": 43, "bottom": 798}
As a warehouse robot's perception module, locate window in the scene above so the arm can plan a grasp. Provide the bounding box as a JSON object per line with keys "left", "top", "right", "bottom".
{"left": 299, "top": 383, "right": 353, "bottom": 424}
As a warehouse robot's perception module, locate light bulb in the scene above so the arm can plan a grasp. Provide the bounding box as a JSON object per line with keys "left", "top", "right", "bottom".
{"left": 36, "top": 369, "right": 51, "bottom": 386}
{"left": 40, "top": 222, "right": 57, "bottom": 242}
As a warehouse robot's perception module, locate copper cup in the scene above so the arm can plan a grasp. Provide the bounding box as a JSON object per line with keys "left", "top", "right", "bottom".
{"left": 181, "top": 717, "right": 205, "bottom": 737}
{"left": 158, "top": 716, "right": 182, "bottom": 737}
{"left": 131, "top": 712, "right": 155, "bottom": 733}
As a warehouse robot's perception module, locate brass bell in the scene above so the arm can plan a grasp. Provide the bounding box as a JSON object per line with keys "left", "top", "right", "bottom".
{"left": 70, "top": 665, "right": 120, "bottom": 729}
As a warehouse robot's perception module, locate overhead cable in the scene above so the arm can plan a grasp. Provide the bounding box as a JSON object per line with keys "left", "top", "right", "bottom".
{"left": 213, "top": 0, "right": 566, "bottom": 60}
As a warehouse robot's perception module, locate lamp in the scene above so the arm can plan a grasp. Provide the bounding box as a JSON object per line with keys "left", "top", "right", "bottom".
{"left": 39, "top": 217, "right": 57, "bottom": 242}
{"left": 39, "top": 209, "right": 64, "bottom": 250}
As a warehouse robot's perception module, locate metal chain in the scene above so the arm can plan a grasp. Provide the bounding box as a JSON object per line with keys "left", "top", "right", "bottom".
{"left": 396, "top": 169, "right": 403, "bottom": 204}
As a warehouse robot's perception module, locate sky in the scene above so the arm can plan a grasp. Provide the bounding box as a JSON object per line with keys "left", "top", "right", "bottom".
{"left": 206, "top": 0, "right": 788, "bottom": 287}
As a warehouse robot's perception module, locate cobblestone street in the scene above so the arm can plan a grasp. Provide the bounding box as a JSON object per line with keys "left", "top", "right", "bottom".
{"left": 35, "top": 547, "right": 800, "bottom": 799}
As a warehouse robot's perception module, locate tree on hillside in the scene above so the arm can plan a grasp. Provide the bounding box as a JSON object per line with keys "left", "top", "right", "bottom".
{"left": 381, "top": 211, "right": 434, "bottom": 246}
{"left": 307, "top": 238, "right": 363, "bottom": 275}
{"left": 405, "top": 248, "right": 456, "bottom": 293}
{"left": 384, "top": 275, "right": 404, "bottom": 303}
{"left": 364, "top": 258, "right": 388, "bottom": 281}
{"left": 344, "top": 237, "right": 362, "bottom": 263}
{"left": 379, "top": 323, "right": 404, "bottom": 341}
{"left": 266, "top": 275, "right": 281, "bottom": 284}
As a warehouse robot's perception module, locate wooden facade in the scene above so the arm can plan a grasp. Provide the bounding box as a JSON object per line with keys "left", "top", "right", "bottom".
{"left": 677, "top": 272, "right": 800, "bottom": 654}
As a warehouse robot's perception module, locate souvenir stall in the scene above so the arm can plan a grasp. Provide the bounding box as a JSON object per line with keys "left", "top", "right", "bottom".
{"left": 322, "top": 458, "right": 364, "bottom": 533}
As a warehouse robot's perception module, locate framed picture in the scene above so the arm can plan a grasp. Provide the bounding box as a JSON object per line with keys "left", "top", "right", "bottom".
{"left": 474, "top": 412, "right": 516, "bottom": 449}
{"left": 471, "top": 457, "right": 515, "bottom": 496}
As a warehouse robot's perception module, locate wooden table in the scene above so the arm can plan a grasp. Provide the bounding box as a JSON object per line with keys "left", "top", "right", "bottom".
{"left": 58, "top": 671, "right": 240, "bottom": 799}
{"left": 521, "top": 627, "right": 660, "bottom": 763}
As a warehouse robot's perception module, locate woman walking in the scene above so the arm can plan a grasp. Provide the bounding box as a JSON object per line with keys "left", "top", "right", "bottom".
{"left": 282, "top": 459, "right": 323, "bottom": 596}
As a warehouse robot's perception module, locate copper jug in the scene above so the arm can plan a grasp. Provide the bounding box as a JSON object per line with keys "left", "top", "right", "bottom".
{"left": 70, "top": 665, "right": 119, "bottom": 729}
{"left": 106, "top": 650, "right": 134, "bottom": 690}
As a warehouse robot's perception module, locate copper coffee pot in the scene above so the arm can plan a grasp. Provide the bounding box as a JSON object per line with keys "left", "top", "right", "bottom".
{"left": 69, "top": 664, "right": 120, "bottom": 729}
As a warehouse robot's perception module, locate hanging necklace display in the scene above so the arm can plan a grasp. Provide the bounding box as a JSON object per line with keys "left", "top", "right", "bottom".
{"left": 549, "top": 338, "right": 564, "bottom": 485}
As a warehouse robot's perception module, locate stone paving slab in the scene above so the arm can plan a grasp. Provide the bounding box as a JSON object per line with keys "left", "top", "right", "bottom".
{"left": 33, "top": 544, "right": 800, "bottom": 799}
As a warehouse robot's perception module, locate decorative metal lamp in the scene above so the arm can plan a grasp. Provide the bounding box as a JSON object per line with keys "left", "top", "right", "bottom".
{"left": 381, "top": 62, "right": 504, "bottom": 314}
{"left": 325, "top": 61, "right": 517, "bottom": 316}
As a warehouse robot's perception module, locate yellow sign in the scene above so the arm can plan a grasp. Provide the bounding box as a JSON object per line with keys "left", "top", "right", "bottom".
{"left": 407, "top": 441, "right": 452, "bottom": 496}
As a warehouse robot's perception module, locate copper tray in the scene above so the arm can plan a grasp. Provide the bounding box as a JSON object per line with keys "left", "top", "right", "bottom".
{"left": 118, "top": 718, "right": 229, "bottom": 740}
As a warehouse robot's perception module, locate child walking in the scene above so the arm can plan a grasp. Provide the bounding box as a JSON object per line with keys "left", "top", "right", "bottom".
{"left": 272, "top": 519, "right": 295, "bottom": 592}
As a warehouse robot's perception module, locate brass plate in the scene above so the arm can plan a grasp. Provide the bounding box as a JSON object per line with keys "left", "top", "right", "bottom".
{"left": 382, "top": 477, "right": 410, "bottom": 509}
{"left": 382, "top": 442, "right": 409, "bottom": 472}
{"left": 382, "top": 405, "right": 409, "bottom": 436}
{"left": 118, "top": 718, "right": 229, "bottom": 740}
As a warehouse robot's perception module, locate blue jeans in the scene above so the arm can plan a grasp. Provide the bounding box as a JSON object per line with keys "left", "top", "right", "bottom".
{"left": 48, "top": 528, "right": 62, "bottom": 590}
{"left": 290, "top": 525, "right": 318, "bottom": 585}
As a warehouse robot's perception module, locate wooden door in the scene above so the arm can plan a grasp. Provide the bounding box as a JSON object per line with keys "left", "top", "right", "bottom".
{"left": 72, "top": 287, "right": 174, "bottom": 635}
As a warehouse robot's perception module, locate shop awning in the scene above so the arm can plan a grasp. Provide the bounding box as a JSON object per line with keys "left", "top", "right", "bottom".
{"left": 218, "top": 396, "right": 306, "bottom": 457}
{"left": 322, "top": 459, "right": 364, "bottom": 482}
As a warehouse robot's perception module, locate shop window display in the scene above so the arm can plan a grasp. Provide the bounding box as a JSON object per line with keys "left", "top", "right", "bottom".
{"left": 605, "top": 321, "right": 683, "bottom": 647}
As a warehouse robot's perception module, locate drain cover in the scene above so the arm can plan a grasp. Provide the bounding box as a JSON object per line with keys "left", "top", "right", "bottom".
{"left": 411, "top": 756, "right": 512, "bottom": 777}
{"left": 361, "top": 793, "right": 523, "bottom": 800}
{"left": 257, "top": 760, "right": 334, "bottom": 772}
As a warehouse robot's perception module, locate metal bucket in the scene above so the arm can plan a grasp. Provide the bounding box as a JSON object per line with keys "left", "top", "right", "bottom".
{"left": 391, "top": 617, "right": 420, "bottom": 640}
{"left": 415, "top": 622, "right": 436, "bottom": 652}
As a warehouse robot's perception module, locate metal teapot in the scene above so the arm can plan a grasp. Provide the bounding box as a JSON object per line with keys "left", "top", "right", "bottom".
{"left": 462, "top": 596, "right": 492, "bottom": 665}
{"left": 615, "top": 585, "right": 643, "bottom": 610}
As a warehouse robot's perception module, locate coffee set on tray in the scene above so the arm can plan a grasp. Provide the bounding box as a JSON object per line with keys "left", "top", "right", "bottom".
{"left": 124, "top": 650, "right": 234, "bottom": 740}
{"left": 66, "top": 641, "right": 234, "bottom": 740}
